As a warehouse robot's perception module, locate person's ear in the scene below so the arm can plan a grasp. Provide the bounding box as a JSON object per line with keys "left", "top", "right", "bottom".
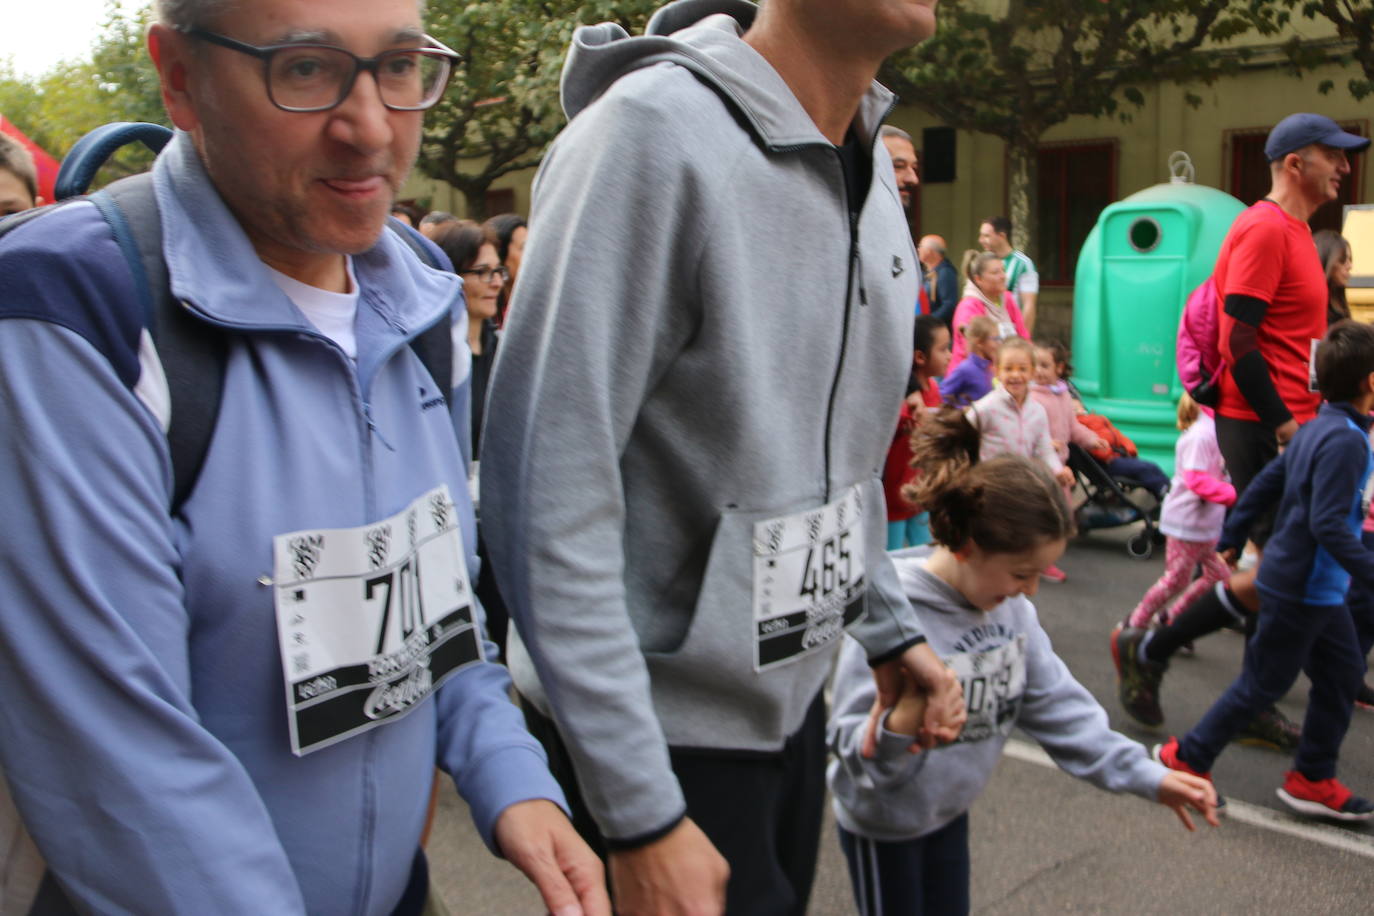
{"left": 952, "top": 540, "right": 973, "bottom": 562}
{"left": 148, "top": 23, "right": 201, "bottom": 132}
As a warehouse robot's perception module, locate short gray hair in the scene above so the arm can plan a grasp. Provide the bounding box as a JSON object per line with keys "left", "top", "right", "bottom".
{"left": 879, "top": 125, "right": 913, "bottom": 145}
{"left": 155, "top": 0, "right": 230, "bottom": 29}
{"left": 156, "top": 0, "right": 424, "bottom": 30}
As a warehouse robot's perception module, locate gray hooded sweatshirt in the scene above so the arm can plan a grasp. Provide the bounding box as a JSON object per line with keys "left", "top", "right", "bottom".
{"left": 480, "top": 0, "right": 923, "bottom": 842}
{"left": 828, "top": 551, "right": 1166, "bottom": 842}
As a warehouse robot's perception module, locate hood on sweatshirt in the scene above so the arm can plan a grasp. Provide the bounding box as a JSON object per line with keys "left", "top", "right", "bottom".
{"left": 560, "top": 0, "right": 895, "bottom": 152}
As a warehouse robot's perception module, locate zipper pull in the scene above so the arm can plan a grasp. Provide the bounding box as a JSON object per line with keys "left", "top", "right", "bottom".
{"left": 363, "top": 403, "right": 398, "bottom": 452}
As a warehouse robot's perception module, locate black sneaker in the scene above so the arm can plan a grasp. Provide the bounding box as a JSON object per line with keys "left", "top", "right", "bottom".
{"left": 1112, "top": 625, "right": 1166, "bottom": 727}
{"left": 1235, "top": 706, "right": 1301, "bottom": 752}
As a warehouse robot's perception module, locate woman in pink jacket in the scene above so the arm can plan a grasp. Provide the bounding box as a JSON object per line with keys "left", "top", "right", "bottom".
{"left": 948, "top": 251, "right": 1029, "bottom": 371}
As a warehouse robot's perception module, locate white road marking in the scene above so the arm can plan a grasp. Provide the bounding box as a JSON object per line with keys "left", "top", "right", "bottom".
{"left": 1002, "top": 737, "right": 1374, "bottom": 860}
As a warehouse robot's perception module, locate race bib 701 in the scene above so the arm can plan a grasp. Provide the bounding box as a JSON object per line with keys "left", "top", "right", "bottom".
{"left": 271, "top": 485, "right": 482, "bottom": 755}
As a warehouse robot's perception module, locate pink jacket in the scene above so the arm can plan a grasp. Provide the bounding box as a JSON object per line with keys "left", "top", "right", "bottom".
{"left": 967, "top": 387, "right": 1061, "bottom": 472}
{"left": 948, "top": 291, "right": 1029, "bottom": 371}
{"left": 1029, "top": 382, "right": 1098, "bottom": 463}
{"left": 1159, "top": 411, "right": 1233, "bottom": 542}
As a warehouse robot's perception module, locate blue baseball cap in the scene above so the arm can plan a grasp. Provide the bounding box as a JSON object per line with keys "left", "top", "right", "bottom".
{"left": 1265, "top": 113, "right": 1370, "bottom": 162}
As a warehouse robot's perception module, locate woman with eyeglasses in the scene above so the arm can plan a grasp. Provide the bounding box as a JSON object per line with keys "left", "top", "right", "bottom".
{"left": 432, "top": 220, "right": 507, "bottom": 450}
{"left": 431, "top": 219, "right": 513, "bottom": 663}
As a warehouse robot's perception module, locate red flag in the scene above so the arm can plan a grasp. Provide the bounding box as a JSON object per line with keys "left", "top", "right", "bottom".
{"left": 0, "top": 115, "right": 60, "bottom": 204}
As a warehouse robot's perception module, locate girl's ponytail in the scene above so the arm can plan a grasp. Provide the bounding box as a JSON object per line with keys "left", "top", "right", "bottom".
{"left": 904, "top": 406, "right": 1074, "bottom": 554}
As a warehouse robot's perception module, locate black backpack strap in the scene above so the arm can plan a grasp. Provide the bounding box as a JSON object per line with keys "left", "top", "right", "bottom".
{"left": 387, "top": 217, "right": 453, "bottom": 396}
{"left": 55, "top": 122, "right": 172, "bottom": 201}
{"left": 93, "top": 174, "right": 229, "bottom": 513}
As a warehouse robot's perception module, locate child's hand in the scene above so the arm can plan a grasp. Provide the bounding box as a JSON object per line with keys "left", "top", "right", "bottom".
{"left": 1090, "top": 436, "right": 1108, "bottom": 451}
{"left": 905, "top": 391, "right": 925, "bottom": 412}
{"left": 881, "top": 671, "right": 930, "bottom": 738}
{"left": 1055, "top": 466, "right": 1074, "bottom": 488}
{"left": 1158, "top": 770, "right": 1220, "bottom": 831}
{"left": 1219, "top": 547, "right": 1238, "bottom": 569}
{"left": 1051, "top": 439, "right": 1064, "bottom": 452}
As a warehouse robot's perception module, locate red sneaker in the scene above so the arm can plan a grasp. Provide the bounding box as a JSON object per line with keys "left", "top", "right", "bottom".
{"left": 1042, "top": 564, "right": 1067, "bottom": 583}
{"left": 1277, "top": 771, "right": 1374, "bottom": 822}
{"left": 1153, "top": 737, "right": 1226, "bottom": 810}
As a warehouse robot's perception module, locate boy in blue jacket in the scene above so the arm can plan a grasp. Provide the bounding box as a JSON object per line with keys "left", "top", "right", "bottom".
{"left": 1155, "top": 319, "right": 1374, "bottom": 820}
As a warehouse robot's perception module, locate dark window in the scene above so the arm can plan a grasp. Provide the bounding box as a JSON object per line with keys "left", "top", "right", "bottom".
{"left": 1226, "top": 123, "right": 1366, "bottom": 234}
{"left": 922, "top": 127, "right": 956, "bottom": 183}
{"left": 485, "top": 187, "right": 516, "bottom": 217}
{"left": 1036, "top": 141, "right": 1117, "bottom": 285}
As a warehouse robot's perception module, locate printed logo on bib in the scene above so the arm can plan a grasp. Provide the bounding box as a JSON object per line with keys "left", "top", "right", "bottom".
{"left": 943, "top": 629, "right": 1027, "bottom": 744}
{"left": 272, "top": 485, "right": 482, "bottom": 755}
{"left": 752, "top": 485, "right": 867, "bottom": 671}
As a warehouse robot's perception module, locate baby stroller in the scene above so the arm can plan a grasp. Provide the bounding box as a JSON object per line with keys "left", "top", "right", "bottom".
{"left": 1066, "top": 443, "right": 1163, "bottom": 559}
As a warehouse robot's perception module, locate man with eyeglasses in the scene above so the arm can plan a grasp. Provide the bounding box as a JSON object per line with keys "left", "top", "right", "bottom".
{"left": 0, "top": 1, "right": 605, "bottom": 914}
{"left": 482, "top": 0, "right": 964, "bottom": 913}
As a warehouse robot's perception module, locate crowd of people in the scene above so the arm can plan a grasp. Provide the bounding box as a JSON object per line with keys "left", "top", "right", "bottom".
{"left": 0, "top": 0, "right": 1371, "bottom": 913}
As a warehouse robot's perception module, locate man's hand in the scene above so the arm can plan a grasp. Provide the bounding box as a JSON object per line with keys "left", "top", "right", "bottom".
{"left": 609, "top": 818, "right": 729, "bottom": 916}
{"left": 863, "top": 641, "right": 965, "bottom": 757}
{"left": 1275, "top": 418, "right": 1298, "bottom": 447}
{"left": 879, "top": 670, "right": 928, "bottom": 737}
{"left": 494, "top": 799, "right": 610, "bottom": 916}
{"left": 1157, "top": 771, "right": 1221, "bottom": 832}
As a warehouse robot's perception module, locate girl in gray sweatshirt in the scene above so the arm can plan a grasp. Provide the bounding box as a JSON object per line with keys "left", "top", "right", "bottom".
{"left": 827, "top": 412, "right": 1218, "bottom": 915}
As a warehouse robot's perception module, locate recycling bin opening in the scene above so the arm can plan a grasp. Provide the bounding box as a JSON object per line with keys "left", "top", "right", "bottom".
{"left": 1129, "top": 216, "right": 1162, "bottom": 253}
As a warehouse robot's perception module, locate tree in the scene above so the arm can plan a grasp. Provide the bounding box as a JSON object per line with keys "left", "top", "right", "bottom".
{"left": 881, "top": 1, "right": 1279, "bottom": 259}
{"left": 1280, "top": 1, "right": 1374, "bottom": 100}
{"left": 419, "top": 1, "right": 659, "bottom": 220}
{"left": 0, "top": 0, "right": 167, "bottom": 188}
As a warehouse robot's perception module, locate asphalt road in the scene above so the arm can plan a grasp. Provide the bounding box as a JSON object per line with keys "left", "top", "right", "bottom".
{"left": 426, "top": 522, "right": 1374, "bottom": 913}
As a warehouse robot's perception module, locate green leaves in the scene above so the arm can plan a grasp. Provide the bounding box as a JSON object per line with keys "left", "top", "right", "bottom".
{"left": 0, "top": 0, "right": 166, "bottom": 188}
{"left": 416, "top": 0, "right": 659, "bottom": 218}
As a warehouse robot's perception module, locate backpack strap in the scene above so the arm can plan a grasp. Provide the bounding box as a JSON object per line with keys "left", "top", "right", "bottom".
{"left": 54, "top": 122, "right": 173, "bottom": 202}
{"left": 387, "top": 217, "right": 454, "bottom": 396}
{"left": 10, "top": 148, "right": 453, "bottom": 512}
{"left": 92, "top": 174, "right": 230, "bottom": 513}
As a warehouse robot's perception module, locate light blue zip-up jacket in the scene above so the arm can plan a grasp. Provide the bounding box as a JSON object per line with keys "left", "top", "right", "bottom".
{"left": 0, "top": 132, "right": 564, "bottom": 914}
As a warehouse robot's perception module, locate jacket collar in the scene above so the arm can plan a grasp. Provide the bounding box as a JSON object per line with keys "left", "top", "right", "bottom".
{"left": 152, "top": 131, "right": 460, "bottom": 337}
{"left": 1323, "top": 400, "right": 1374, "bottom": 432}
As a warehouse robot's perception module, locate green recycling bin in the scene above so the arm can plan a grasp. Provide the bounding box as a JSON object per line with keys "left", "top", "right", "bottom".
{"left": 1071, "top": 172, "right": 1245, "bottom": 475}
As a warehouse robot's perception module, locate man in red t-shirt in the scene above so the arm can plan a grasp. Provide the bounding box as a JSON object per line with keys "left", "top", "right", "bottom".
{"left": 1115, "top": 113, "right": 1370, "bottom": 732}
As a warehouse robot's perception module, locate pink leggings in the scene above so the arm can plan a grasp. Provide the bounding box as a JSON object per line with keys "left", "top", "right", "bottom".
{"left": 1127, "top": 536, "right": 1230, "bottom": 629}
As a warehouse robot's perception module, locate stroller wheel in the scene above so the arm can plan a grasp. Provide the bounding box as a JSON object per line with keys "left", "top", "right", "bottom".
{"left": 1126, "top": 530, "right": 1154, "bottom": 560}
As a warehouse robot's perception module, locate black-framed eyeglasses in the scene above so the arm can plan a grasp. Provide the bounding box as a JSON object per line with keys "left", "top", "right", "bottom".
{"left": 183, "top": 27, "right": 461, "bottom": 112}
{"left": 461, "top": 265, "right": 509, "bottom": 282}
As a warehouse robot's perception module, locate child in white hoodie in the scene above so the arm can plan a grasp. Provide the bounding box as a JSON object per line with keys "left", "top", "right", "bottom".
{"left": 827, "top": 410, "right": 1217, "bottom": 916}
